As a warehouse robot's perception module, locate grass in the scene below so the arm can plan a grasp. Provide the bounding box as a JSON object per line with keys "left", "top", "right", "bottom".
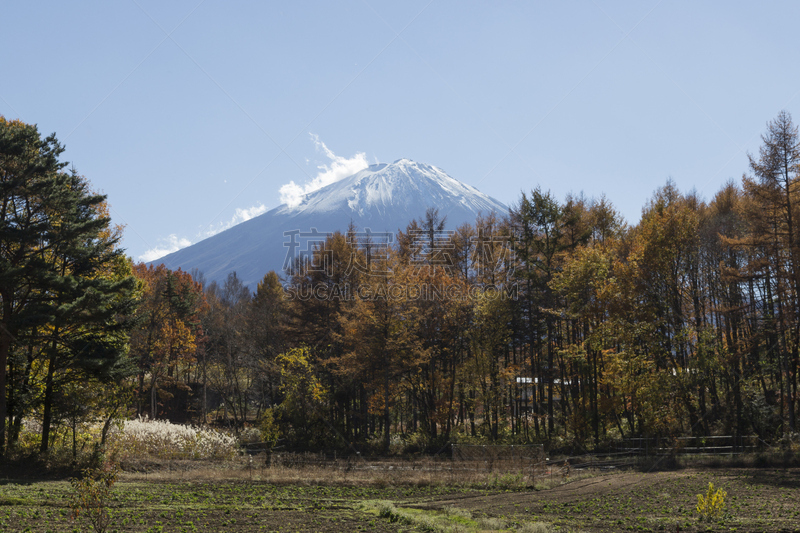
{"left": 0, "top": 478, "right": 500, "bottom": 532}
{"left": 114, "top": 453, "right": 585, "bottom": 491}
{"left": 362, "top": 500, "right": 585, "bottom": 532}
{"left": 2, "top": 455, "right": 799, "bottom": 532}
{"left": 364, "top": 500, "right": 475, "bottom": 532}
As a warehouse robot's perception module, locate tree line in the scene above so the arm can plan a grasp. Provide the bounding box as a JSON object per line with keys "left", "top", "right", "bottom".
{"left": 2, "top": 112, "right": 800, "bottom": 458}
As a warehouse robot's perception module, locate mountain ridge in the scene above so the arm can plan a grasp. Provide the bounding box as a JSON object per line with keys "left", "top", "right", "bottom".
{"left": 154, "top": 159, "right": 508, "bottom": 288}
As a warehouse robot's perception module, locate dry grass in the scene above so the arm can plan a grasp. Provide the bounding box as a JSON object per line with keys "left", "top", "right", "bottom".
{"left": 119, "top": 453, "right": 599, "bottom": 490}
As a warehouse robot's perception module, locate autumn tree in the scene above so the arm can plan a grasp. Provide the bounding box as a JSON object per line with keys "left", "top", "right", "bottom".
{"left": 552, "top": 239, "right": 616, "bottom": 444}
{"left": 130, "top": 264, "right": 205, "bottom": 420}
{"left": 276, "top": 346, "right": 328, "bottom": 445}
{"left": 510, "top": 188, "right": 571, "bottom": 436}
{"left": 332, "top": 256, "right": 426, "bottom": 451}
{"left": 246, "top": 271, "right": 287, "bottom": 418}
{"left": 740, "top": 111, "right": 800, "bottom": 433}
{"left": 148, "top": 114, "right": 800, "bottom": 451}
{"left": 203, "top": 272, "right": 255, "bottom": 425}
{"left": 284, "top": 228, "right": 366, "bottom": 443}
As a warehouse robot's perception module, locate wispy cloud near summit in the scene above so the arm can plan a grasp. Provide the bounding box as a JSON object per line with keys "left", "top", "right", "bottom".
{"left": 141, "top": 135, "right": 367, "bottom": 263}
{"left": 279, "top": 134, "right": 368, "bottom": 208}
{"left": 139, "top": 234, "right": 193, "bottom": 263}
{"left": 139, "top": 204, "right": 269, "bottom": 263}
{"left": 200, "top": 203, "right": 268, "bottom": 239}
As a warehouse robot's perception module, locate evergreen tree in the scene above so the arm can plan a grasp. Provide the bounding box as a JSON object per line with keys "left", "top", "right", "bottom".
{"left": 0, "top": 116, "right": 136, "bottom": 456}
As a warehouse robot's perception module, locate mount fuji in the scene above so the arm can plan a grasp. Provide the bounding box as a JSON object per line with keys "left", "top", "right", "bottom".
{"left": 154, "top": 159, "right": 508, "bottom": 288}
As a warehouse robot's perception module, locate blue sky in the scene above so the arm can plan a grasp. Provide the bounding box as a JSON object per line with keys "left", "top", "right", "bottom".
{"left": 3, "top": 1, "right": 800, "bottom": 262}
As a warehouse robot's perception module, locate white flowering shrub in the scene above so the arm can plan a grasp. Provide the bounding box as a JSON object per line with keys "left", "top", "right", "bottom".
{"left": 238, "top": 426, "right": 263, "bottom": 444}
{"left": 108, "top": 417, "right": 237, "bottom": 461}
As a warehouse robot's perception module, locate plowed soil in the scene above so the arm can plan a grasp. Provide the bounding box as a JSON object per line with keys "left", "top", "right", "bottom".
{"left": 417, "top": 467, "right": 800, "bottom": 532}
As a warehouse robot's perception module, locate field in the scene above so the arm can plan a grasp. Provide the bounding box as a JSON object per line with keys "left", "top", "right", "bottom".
{"left": 1, "top": 460, "right": 799, "bottom": 532}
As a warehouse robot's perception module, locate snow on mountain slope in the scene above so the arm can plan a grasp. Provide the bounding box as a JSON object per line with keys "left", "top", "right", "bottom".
{"left": 155, "top": 159, "right": 507, "bottom": 288}
{"left": 280, "top": 159, "right": 503, "bottom": 218}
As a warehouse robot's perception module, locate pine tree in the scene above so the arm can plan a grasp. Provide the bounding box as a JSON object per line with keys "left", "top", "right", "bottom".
{"left": 0, "top": 116, "right": 137, "bottom": 456}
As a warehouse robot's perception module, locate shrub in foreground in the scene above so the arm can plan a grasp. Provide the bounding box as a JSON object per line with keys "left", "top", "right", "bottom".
{"left": 696, "top": 482, "right": 726, "bottom": 522}
{"left": 70, "top": 463, "right": 119, "bottom": 533}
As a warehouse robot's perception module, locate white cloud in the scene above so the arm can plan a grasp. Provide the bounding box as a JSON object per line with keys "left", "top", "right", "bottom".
{"left": 279, "top": 133, "right": 368, "bottom": 207}
{"left": 139, "top": 234, "right": 193, "bottom": 263}
{"left": 141, "top": 203, "right": 270, "bottom": 263}
{"left": 201, "top": 203, "right": 268, "bottom": 238}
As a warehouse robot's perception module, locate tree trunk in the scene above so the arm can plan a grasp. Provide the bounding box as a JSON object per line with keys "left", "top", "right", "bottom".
{"left": 0, "top": 308, "right": 12, "bottom": 457}
{"left": 383, "top": 353, "right": 390, "bottom": 453}
{"left": 40, "top": 353, "right": 57, "bottom": 453}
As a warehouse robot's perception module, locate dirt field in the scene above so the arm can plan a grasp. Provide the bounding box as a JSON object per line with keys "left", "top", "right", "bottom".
{"left": 420, "top": 467, "right": 800, "bottom": 532}
{"left": 1, "top": 465, "right": 799, "bottom": 532}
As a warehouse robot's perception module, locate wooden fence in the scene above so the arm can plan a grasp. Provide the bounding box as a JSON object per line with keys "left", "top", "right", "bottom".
{"left": 615, "top": 435, "right": 762, "bottom": 456}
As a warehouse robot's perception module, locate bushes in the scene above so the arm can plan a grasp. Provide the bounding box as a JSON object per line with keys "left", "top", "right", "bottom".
{"left": 108, "top": 417, "right": 237, "bottom": 461}
{"left": 70, "top": 463, "right": 119, "bottom": 533}
{"left": 696, "top": 482, "right": 726, "bottom": 522}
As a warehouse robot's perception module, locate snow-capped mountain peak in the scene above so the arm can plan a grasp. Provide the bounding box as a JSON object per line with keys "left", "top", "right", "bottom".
{"left": 156, "top": 159, "right": 507, "bottom": 288}
{"left": 280, "top": 159, "right": 504, "bottom": 220}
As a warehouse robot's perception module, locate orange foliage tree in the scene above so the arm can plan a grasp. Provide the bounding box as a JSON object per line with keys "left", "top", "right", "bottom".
{"left": 130, "top": 264, "right": 206, "bottom": 419}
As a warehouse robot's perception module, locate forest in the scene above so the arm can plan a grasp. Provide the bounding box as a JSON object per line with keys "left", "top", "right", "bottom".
{"left": 2, "top": 110, "right": 800, "bottom": 459}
